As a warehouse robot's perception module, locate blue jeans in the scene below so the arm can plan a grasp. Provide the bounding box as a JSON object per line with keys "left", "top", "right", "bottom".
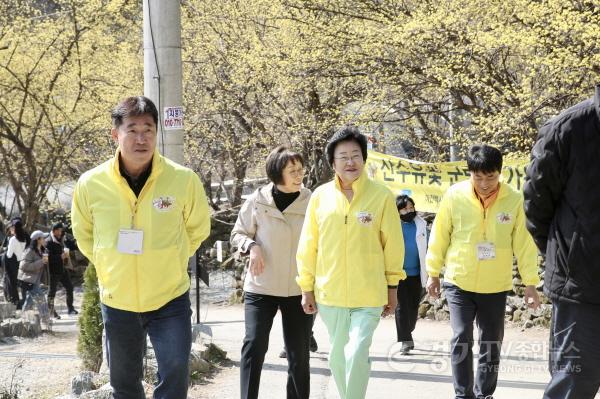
{"left": 101, "top": 292, "right": 192, "bottom": 399}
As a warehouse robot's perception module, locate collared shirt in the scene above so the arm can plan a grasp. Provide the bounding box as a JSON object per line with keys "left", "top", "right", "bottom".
{"left": 426, "top": 180, "right": 539, "bottom": 293}
{"left": 71, "top": 149, "right": 211, "bottom": 312}
{"left": 474, "top": 184, "right": 500, "bottom": 209}
{"left": 119, "top": 157, "right": 152, "bottom": 197}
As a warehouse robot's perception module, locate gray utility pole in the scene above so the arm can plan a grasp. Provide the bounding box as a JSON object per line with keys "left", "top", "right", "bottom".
{"left": 448, "top": 99, "right": 458, "bottom": 162}
{"left": 143, "top": 0, "right": 184, "bottom": 164}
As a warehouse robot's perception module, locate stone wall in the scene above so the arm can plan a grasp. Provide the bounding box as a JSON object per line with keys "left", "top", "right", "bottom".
{"left": 419, "top": 260, "right": 551, "bottom": 328}
{"left": 0, "top": 301, "right": 43, "bottom": 338}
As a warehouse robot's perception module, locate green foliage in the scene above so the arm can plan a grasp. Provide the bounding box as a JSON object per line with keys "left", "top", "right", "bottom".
{"left": 77, "top": 263, "right": 103, "bottom": 372}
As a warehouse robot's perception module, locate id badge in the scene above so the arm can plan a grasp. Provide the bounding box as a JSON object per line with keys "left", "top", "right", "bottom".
{"left": 476, "top": 241, "right": 496, "bottom": 260}
{"left": 117, "top": 229, "right": 144, "bottom": 255}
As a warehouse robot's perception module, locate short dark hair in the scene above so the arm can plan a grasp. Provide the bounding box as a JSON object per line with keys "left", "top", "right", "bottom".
{"left": 52, "top": 222, "right": 64, "bottom": 232}
{"left": 111, "top": 96, "right": 158, "bottom": 129}
{"left": 325, "top": 126, "right": 368, "bottom": 165}
{"left": 396, "top": 194, "right": 415, "bottom": 210}
{"left": 467, "top": 144, "right": 503, "bottom": 173}
{"left": 265, "top": 146, "right": 304, "bottom": 185}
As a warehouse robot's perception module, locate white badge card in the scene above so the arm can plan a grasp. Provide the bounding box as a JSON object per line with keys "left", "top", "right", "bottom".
{"left": 117, "top": 229, "right": 144, "bottom": 255}
{"left": 476, "top": 241, "right": 496, "bottom": 260}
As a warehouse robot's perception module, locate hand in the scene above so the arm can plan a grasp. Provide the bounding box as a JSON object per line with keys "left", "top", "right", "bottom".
{"left": 301, "top": 291, "right": 318, "bottom": 314}
{"left": 427, "top": 276, "right": 441, "bottom": 299}
{"left": 524, "top": 285, "right": 541, "bottom": 309}
{"left": 248, "top": 244, "right": 265, "bottom": 276}
{"left": 382, "top": 287, "right": 397, "bottom": 317}
{"left": 42, "top": 255, "right": 49, "bottom": 265}
{"left": 62, "top": 252, "right": 69, "bottom": 260}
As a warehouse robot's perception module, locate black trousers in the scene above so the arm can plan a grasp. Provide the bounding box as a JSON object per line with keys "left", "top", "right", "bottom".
{"left": 543, "top": 298, "right": 600, "bottom": 399}
{"left": 395, "top": 275, "right": 422, "bottom": 343}
{"left": 240, "top": 292, "right": 312, "bottom": 399}
{"left": 444, "top": 283, "right": 507, "bottom": 399}
{"left": 48, "top": 270, "right": 74, "bottom": 309}
{"left": 3, "top": 259, "right": 20, "bottom": 305}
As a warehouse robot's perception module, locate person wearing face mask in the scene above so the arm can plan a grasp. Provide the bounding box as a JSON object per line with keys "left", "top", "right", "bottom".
{"left": 426, "top": 144, "right": 540, "bottom": 399}
{"left": 394, "top": 195, "right": 428, "bottom": 355}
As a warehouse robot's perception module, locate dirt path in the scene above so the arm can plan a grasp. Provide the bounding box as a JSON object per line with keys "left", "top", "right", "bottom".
{"left": 0, "top": 271, "right": 236, "bottom": 399}
{"left": 0, "top": 271, "right": 564, "bottom": 399}
{"left": 0, "top": 290, "right": 81, "bottom": 399}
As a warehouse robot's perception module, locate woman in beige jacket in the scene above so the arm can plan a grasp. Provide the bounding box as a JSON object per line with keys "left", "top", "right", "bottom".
{"left": 231, "top": 146, "right": 313, "bottom": 399}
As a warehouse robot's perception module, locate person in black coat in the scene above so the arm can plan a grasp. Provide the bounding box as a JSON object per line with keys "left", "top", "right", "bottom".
{"left": 3, "top": 217, "right": 29, "bottom": 308}
{"left": 524, "top": 84, "right": 600, "bottom": 399}
{"left": 45, "top": 222, "right": 77, "bottom": 319}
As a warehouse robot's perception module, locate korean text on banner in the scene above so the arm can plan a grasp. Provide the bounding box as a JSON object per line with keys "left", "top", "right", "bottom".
{"left": 365, "top": 150, "right": 529, "bottom": 213}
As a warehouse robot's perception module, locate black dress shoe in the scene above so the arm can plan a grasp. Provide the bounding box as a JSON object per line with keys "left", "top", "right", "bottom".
{"left": 309, "top": 335, "right": 318, "bottom": 352}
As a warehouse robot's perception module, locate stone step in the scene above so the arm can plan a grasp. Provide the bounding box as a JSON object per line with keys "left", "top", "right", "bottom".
{"left": 0, "top": 311, "right": 43, "bottom": 338}
{"left": 0, "top": 301, "right": 17, "bottom": 321}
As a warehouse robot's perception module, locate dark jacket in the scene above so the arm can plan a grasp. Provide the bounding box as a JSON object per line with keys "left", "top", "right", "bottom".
{"left": 524, "top": 85, "right": 600, "bottom": 305}
{"left": 45, "top": 234, "right": 65, "bottom": 275}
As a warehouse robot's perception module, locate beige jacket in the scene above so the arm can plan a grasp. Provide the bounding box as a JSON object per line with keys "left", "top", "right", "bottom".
{"left": 231, "top": 183, "right": 311, "bottom": 297}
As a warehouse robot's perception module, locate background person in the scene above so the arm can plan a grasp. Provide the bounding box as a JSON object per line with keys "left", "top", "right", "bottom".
{"left": 18, "top": 230, "right": 50, "bottom": 325}
{"left": 296, "top": 126, "right": 405, "bottom": 399}
{"left": 46, "top": 222, "right": 76, "bottom": 319}
{"left": 394, "top": 194, "right": 428, "bottom": 355}
{"left": 5, "top": 217, "right": 29, "bottom": 308}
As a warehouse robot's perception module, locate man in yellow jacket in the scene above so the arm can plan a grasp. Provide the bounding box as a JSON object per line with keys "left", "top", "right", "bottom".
{"left": 426, "top": 144, "right": 540, "bottom": 399}
{"left": 297, "top": 127, "right": 405, "bottom": 399}
{"left": 71, "top": 96, "right": 210, "bottom": 399}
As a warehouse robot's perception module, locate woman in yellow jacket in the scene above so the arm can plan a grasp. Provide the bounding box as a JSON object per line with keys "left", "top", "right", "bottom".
{"left": 426, "top": 144, "right": 540, "bottom": 399}
{"left": 296, "top": 126, "right": 405, "bottom": 399}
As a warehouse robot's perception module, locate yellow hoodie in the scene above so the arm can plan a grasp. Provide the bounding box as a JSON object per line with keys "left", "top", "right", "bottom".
{"left": 71, "top": 150, "right": 210, "bottom": 312}
{"left": 426, "top": 180, "right": 539, "bottom": 293}
{"left": 296, "top": 171, "right": 406, "bottom": 307}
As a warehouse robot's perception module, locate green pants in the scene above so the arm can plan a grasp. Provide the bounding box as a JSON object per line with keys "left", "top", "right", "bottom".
{"left": 318, "top": 304, "right": 382, "bottom": 399}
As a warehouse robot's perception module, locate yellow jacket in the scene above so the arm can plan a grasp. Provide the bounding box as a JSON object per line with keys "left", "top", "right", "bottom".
{"left": 296, "top": 171, "right": 406, "bottom": 307}
{"left": 426, "top": 180, "right": 539, "bottom": 293}
{"left": 71, "top": 149, "right": 210, "bottom": 312}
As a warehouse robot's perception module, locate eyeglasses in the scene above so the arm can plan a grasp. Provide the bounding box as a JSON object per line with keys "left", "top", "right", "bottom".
{"left": 286, "top": 168, "right": 305, "bottom": 177}
{"left": 124, "top": 130, "right": 156, "bottom": 139}
{"left": 334, "top": 155, "right": 362, "bottom": 163}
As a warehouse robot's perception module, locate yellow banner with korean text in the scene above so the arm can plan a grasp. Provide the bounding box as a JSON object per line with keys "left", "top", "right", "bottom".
{"left": 365, "top": 150, "right": 529, "bottom": 213}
